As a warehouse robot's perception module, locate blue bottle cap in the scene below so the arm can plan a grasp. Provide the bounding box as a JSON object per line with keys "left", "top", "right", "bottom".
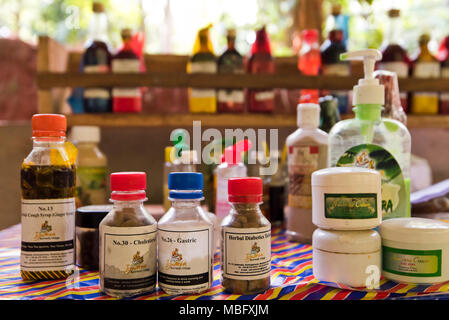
{"left": 168, "top": 172, "right": 203, "bottom": 200}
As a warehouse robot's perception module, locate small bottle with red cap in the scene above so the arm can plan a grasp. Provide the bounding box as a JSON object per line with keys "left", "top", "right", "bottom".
{"left": 221, "top": 177, "right": 271, "bottom": 294}
{"left": 99, "top": 172, "right": 157, "bottom": 298}
{"left": 20, "top": 114, "right": 76, "bottom": 281}
{"left": 158, "top": 172, "right": 214, "bottom": 295}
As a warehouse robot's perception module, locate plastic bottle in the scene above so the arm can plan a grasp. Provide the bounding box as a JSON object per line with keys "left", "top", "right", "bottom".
{"left": 321, "top": 29, "right": 349, "bottom": 114}
{"left": 71, "top": 126, "right": 107, "bottom": 207}
{"left": 215, "top": 140, "right": 251, "bottom": 221}
{"left": 378, "top": 9, "right": 411, "bottom": 112}
{"left": 286, "top": 103, "right": 328, "bottom": 243}
{"left": 158, "top": 172, "right": 214, "bottom": 295}
{"left": 438, "top": 36, "right": 449, "bottom": 114}
{"left": 112, "top": 29, "right": 143, "bottom": 113}
{"left": 99, "top": 172, "right": 157, "bottom": 298}
{"left": 187, "top": 24, "right": 217, "bottom": 113}
{"left": 247, "top": 26, "right": 275, "bottom": 113}
{"left": 411, "top": 34, "right": 440, "bottom": 115}
{"left": 21, "top": 114, "right": 76, "bottom": 280}
{"left": 81, "top": 2, "right": 112, "bottom": 113}
{"left": 298, "top": 29, "right": 321, "bottom": 104}
{"left": 217, "top": 29, "right": 245, "bottom": 113}
{"left": 329, "top": 49, "right": 411, "bottom": 220}
{"left": 220, "top": 177, "right": 271, "bottom": 294}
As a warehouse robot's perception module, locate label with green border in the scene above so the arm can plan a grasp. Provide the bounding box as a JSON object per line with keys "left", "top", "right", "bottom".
{"left": 324, "top": 193, "right": 377, "bottom": 219}
{"left": 382, "top": 246, "right": 442, "bottom": 277}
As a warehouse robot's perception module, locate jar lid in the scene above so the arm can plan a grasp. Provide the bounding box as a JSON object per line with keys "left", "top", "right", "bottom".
{"left": 312, "top": 228, "right": 381, "bottom": 254}
{"left": 312, "top": 167, "right": 381, "bottom": 187}
{"left": 110, "top": 172, "right": 147, "bottom": 201}
{"left": 168, "top": 172, "right": 203, "bottom": 199}
{"left": 228, "top": 177, "right": 263, "bottom": 203}
{"left": 76, "top": 205, "right": 112, "bottom": 228}
{"left": 32, "top": 114, "right": 66, "bottom": 137}
{"left": 380, "top": 218, "right": 449, "bottom": 244}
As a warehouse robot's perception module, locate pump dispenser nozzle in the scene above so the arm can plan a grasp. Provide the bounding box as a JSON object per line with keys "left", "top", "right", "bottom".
{"left": 340, "top": 49, "right": 385, "bottom": 105}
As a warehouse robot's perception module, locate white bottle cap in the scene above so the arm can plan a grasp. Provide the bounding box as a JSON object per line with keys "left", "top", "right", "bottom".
{"left": 340, "top": 49, "right": 385, "bottom": 105}
{"left": 297, "top": 103, "right": 320, "bottom": 128}
{"left": 71, "top": 126, "right": 101, "bottom": 143}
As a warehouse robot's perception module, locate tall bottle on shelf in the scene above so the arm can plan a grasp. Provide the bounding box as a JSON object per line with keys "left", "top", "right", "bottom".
{"left": 438, "top": 36, "right": 449, "bottom": 114}
{"left": 247, "top": 26, "right": 275, "bottom": 113}
{"left": 81, "top": 2, "right": 112, "bottom": 113}
{"left": 378, "top": 9, "right": 411, "bottom": 112}
{"left": 187, "top": 24, "right": 217, "bottom": 113}
{"left": 298, "top": 29, "right": 321, "bottom": 104}
{"left": 329, "top": 49, "right": 411, "bottom": 220}
{"left": 71, "top": 126, "right": 107, "bottom": 207}
{"left": 217, "top": 29, "right": 245, "bottom": 113}
{"left": 321, "top": 29, "right": 349, "bottom": 114}
{"left": 286, "top": 103, "right": 328, "bottom": 243}
{"left": 21, "top": 114, "right": 76, "bottom": 280}
{"left": 112, "top": 28, "right": 144, "bottom": 113}
{"left": 410, "top": 34, "right": 440, "bottom": 115}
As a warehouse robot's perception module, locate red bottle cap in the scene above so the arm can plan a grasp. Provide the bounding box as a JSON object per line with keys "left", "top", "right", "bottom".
{"left": 301, "top": 29, "right": 319, "bottom": 43}
{"left": 110, "top": 172, "right": 147, "bottom": 201}
{"left": 32, "top": 114, "right": 67, "bottom": 137}
{"left": 228, "top": 177, "right": 263, "bottom": 203}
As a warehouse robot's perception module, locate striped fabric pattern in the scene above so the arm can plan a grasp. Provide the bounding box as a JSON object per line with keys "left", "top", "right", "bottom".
{"left": 1, "top": 224, "right": 449, "bottom": 300}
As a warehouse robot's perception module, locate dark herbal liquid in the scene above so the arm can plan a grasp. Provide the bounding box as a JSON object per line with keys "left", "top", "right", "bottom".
{"left": 20, "top": 164, "right": 76, "bottom": 280}
{"left": 269, "top": 185, "right": 285, "bottom": 225}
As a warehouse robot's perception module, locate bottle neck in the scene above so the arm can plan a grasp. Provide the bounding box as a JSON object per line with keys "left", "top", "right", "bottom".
{"left": 32, "top": 136, "right": 66, "bottom": 148}
{"left": 227, "top": 37, "right": 236, "bottom": 50}
{"left": 171, "top": 199, "right": 202, "bottom": 208}
{"left": 112, "top": 199, "right": 145, "bottom": 210}
{"left": 353, "top": 104, "right": 382, "bottom": 121}
{"left": 385, "top": 16, "right": 402, "bottom": 46}
{"left": 231, "top": 202, "right": 262, "bottom": 213}
{"left": 87, "top": 12, "right": 109, "bottom": 43}
{"left": 77, "top": 141, "right": 99, "bottom": 148}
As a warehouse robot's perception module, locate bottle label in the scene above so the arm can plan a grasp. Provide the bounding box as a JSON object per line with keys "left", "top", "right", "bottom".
{"left": 217, "top": 89, "right": 244, "bottom": 103}
{"left": 83, "top": 89, "right": 110, "bottom": 99}
{"left": 378, "top": 62, "right": 408, "bottom": 78}
{"left": 288, "top": 146, "right": 320, "bottom": 209}
{"left": 322, "top": 64, "right": 350, "bottom": 76}
{"left": 157, "top": 227, "right": 211, "bottom": 292}
{"left": 112, "top": 59, "right": 140, "bottom": 73}
{"left": 413, "top": 62, "right": 440, "bottom": 78}
{"left": 336, "top": 144, "right": 409, "bottom": 219}
{"left": 76, "top": 166, "right": 107, "bottom": 206}
{"left": 222, "top": 226, "right": 271, "bottom": 280}
{"left": 190, "top": 61, "right": 217, "bottom": 73}
{"left": 324, "top": 193, "right": 378, "bottom": 219}
{"left": 21, "top": 198, "right": 75, "bottom": 271}
{"left": 101, "top": 225, "right": 157, "bottom": 291}
{"left": 254, "top": 91, "right": 275, "bottom": 102}
{"left": 382, "top": 246, "right": 442, "bottom": 277}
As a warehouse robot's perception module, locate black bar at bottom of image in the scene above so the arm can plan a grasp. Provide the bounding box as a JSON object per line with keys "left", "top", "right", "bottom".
{"left": 104, "top": 275, "right": 156, "bottom": 291}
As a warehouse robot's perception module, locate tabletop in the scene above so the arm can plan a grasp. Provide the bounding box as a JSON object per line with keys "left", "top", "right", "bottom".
{"left": 2, "top": 224, "right": 449, "bottom": 300}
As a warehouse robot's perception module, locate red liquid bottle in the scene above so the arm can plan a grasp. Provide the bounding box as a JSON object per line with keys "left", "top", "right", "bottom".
{"left": 438, "top": 36, "right": 449, "bottom": 114}
{"left": 217, "top": 29, "right": 244, "bottom": 113}
{"left": 111, "top": 29, "right": 143, "bottom": 113}
{"left": 298, "top": 29, "right": 321, "bottom": 104}
{"left": 377, "top": 9, "right": 411, "bottom": 112}
{"left": 247, "top": 26, "right": 275, "bottom": 113}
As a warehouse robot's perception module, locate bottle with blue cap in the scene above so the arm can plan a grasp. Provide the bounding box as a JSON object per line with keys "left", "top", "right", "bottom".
{"left": 328, "top": 49, "right": 411, "bottom": 220}
{"left": 157, "top": 172, "right": 214, "bottom": 295}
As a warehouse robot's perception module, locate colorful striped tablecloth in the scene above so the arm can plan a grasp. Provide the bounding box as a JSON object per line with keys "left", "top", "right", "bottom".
{"left": 2, "top": 224, "right": 449, "bottom": 300}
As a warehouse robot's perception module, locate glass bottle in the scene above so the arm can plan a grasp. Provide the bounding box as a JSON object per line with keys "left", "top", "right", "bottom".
{"left": 71, "top": 125, "right": 107, "bottom": 207}
{"left": 286, "top": 103, "right": 328, "bottom": 243}
{"left": 438, "top": 36, "right": 449, "bottom": 114}
{"left": 321, "top": 29, "right": 349, "bottom": 114}
{"left": 378, "top": 8, "right": 411, "bottom": 112}
{"left": 247, "top": 26, "right": 275, "bottom": 113}
{"left": 410, "top": 34, "right": 440, "bottom": 115}
{"left": 81, "top": 2, "right": 112, "bottom": 113}
{"left": 217, "top": 29, "right": 245, "bottom": 113}
{"left": 21, "top": 114, "right": 76, "bottom": 280}
{"left": 163, "top": 146, "right": 181, "bottom": 211}
{"left": 298, "top": 29, "right": 321, "bottom": 104}
{"left": 112, "top": 28, "right": 143, "bottom": 113}
{"left": 187, "top": 24, "right": 217, "bottom": 113}
{"left": 158, "top": 172, "right": 214, "bottom": 295}
{"left": 221, "top": 177, "right": 271, "bottom": 294}
{"left": 99, "top": 172, "right": 157, "bottom": 298}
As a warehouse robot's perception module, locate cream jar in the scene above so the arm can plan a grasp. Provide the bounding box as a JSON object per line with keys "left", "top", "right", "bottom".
{"left": 312, "top": 228, "right": 381, "bottom": 287}
{"left": 312, "top": 167, "right": 382, "bottom": 230}
{"left": 379, "top": 217, "right": 449, "bottom": 284}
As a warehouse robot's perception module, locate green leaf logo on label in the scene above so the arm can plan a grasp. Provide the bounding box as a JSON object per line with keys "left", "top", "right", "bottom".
{"left": 336, "top": 144, "right": 409, "bottom": 219}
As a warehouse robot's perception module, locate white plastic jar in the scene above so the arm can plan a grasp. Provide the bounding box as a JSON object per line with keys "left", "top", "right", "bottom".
{"left": 313, "top": 228, "right": 381, "bottom": 288}
{"left": 379, "top": 217, "right": 449, "bottom": 284}
{"left": 312, "top": 167, "right": 382, "bottom": 230}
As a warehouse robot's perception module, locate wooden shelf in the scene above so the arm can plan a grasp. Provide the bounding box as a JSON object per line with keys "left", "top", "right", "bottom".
{"left": 37, "top": 72, "right": 449, "bottom": 91}
{"left": 66, "top": 113, "right": 449, "bottom": 129}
